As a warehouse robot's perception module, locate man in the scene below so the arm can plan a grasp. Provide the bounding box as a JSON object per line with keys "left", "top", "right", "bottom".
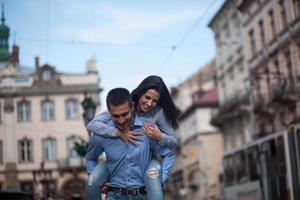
{"left": 85, "top": 88, "right": 175, "bottom": 200}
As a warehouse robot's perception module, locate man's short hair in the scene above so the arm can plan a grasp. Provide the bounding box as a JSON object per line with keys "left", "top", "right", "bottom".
{"left": 106, "top": 88, "right": 132, "bottom": 110}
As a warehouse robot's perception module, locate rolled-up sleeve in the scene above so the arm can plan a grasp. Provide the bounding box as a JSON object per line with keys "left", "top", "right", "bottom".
{"left": 86, "top": 112, "right": 119, "bottom": 138}
{"left": 155, "top": 109, "right": 178, "bottom": 149}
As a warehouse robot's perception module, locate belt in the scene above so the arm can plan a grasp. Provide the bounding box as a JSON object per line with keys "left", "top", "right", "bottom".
{"left": 109, "top": 186, "right": 146, "bottom": 196}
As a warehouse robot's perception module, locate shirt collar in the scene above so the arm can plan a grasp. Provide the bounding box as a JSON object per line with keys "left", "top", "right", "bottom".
{"left": 107, "top": 113, "right": 144, "bottom": 128}
{"left": 133, "top": 114, "right": 143, "bottom": 127}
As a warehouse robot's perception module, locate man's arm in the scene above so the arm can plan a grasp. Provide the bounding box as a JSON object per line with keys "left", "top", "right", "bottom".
{"left": 86, "top": 112, "right": 119, "bottom": 138}
{"left": 85, "top": 134, "right": 104, "bottom": 174}
{"left": 151, "top": 141, "right": 176, "bottom": 183}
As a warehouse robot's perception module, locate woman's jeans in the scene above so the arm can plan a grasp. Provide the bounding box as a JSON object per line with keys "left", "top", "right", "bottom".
{"left": 85, "top": 159, "right": 163, "bottom": 200}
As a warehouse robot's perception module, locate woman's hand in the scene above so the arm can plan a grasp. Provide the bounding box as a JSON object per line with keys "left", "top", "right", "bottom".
{"left": 118, "top": 130, "right": 143, "bottom": 147}
{"left": 142, "top": 124, "right": 163, "bottom": 141}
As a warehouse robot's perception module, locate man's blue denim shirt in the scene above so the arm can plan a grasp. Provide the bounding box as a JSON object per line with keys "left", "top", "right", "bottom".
{"left": 85, "top": 115, "right": 175, "bottom": 188}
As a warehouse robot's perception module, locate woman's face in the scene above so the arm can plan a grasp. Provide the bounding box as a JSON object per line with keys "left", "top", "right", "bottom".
{"left": 138, "top": 89, "right": 160, "bottom": 113}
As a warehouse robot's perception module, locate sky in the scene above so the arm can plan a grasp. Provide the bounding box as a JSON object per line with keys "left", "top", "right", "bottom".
{"left": 5, "top": 0, "right": 224, "bottom": 111}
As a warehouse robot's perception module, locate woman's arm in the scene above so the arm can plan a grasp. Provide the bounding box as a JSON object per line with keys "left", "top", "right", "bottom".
{"left": 143, "top": 108, "right": 178, "bottom": 149}
{"left": 86, "top": 112, "right": 119, "bottom": 137}
{"left": 87, "top": 111, "right": 144, "bottom": 144}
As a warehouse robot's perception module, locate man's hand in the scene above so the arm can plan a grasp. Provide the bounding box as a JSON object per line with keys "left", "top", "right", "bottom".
{"left": 118, "top": 130, "right": 143, "bottom": 147}
{"left": 142, "top": 124, "right": 163, "bottom": 141}
{"left": 101, "top": 182, "right": 110, "bottom": 194}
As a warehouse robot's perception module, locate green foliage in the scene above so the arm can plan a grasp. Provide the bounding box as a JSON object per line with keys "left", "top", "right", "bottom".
{"left": 74, "top": 138, "right": 87, "bottom": 157}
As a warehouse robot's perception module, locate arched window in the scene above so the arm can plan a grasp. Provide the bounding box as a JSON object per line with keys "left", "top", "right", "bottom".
{"left": 42, "top": 137, "right": 57, "bottom": 162}
{"left": 65, "top": 99, "right": 78, "bottom": 119}
{"left": 18, "top": 138, "right": 33, "bottom": 163}
{"left": 17, "top": 100, "right": 31, "bottom": 122}
{"left": 41, "top": 99, "right": 55, "bottom": 121}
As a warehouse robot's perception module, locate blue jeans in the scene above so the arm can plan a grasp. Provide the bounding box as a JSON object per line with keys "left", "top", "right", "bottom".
{"left": 85, "top": 159, "right": 163, "bottom": 200}
{"left": 85, "top": 160, "right": 109, "bottom": 200}
{"left": 105, "top": 191, "right": 146, "bottom": 200}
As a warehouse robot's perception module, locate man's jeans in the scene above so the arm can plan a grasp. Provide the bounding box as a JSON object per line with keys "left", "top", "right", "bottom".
{"left": 105, "top": 191, "right": 146, "bottom": 200}
{"left": 85, "top": 160, "right": 163, "bottom": 200}
{"left": 85, "top": 161, "right": 109, "bottom": 200}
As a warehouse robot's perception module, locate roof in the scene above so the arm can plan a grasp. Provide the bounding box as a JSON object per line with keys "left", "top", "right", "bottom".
{"left": 195, "top": 88, "right": 218, "bottom": 105}
{"left": 180, "top": 88, "right": 219, "bottom": 120}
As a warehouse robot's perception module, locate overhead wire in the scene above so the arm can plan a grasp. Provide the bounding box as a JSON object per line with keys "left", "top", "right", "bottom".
{"left": 155, "top": 0, "right": 220, "bottom": 75}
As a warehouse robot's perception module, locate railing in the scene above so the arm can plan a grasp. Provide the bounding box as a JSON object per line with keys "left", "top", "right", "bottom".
{"left": 270, "top": 79, "right": 297, "bottom": 103}
{"left": 56, "top": 157, "right": 85, "bottom": 169}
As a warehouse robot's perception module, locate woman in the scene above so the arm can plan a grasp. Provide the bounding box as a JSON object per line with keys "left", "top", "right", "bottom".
{"left": 85, "top": 75, "right": 181, "bottom": 200}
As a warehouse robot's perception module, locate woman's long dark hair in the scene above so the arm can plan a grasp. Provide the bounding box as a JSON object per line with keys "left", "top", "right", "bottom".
{"left": 131, "top": 75, "right": 181, "bottom": 129}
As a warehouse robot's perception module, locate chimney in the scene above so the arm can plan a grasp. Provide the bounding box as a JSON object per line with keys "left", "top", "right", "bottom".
{"left": 35, "top": 56, "right": 40, "bottom": 70}
{"left": 12, "top": 45, "right": 19, "bottom": 65}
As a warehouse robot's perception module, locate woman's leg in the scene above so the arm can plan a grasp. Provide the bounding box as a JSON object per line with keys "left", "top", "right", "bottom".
{"left": 85, "top": 160, "right": 109, "bottom": 200}
{"left": 144, "top": 159, "right": 163, "bottom": 200}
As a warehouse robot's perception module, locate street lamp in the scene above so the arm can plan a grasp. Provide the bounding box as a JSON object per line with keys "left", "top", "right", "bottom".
{"left": 81, "top": 92, "right": 96, "bottom": 127}
{"left": 74, "top": 92, "right": 97, "bottom": 157}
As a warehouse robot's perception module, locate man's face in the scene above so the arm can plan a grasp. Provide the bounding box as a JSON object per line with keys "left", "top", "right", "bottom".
{"left": 108, "top": 102, "right": 133, "bottom": 131}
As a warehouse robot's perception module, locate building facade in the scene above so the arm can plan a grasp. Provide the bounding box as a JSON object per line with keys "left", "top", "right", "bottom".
{"left": 210, "top": 0, "right": 300, "bottom": 150}
{"left": 238, "top": 0, "right": 300, "bottom": 137}
{"left": 166, "top": 60, "right": 223, "bottom": 200}
{"left": 208, "top": 0, "right": 252, "bottom": 152}
{"left": 0, "top": 12, "right": 102, "bottom": 199}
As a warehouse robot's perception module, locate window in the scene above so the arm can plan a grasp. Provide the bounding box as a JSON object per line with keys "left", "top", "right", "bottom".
{"left": 293, "top": 0, "right": 300, "bottom": 18}
{"left": 18, "top": 138, "right": 33, "bottom": 163}
{"left": 285, "top": 50, "right": 293, "bottom": 79}
{"left": 43, "top": 138, "right": 57, "bottom": 162}
{"left": 0, "top": 141, "right": 3, "bottom": 164}
{"left": 235, "top": 19, "right": 241, "bottom": 39}
{"left": 234, "top": 151, "right": 247, "bottom": 183}
{"left": 67, "top": 136, "right": 79, "bottom": 159}
{"left": 224, "top": 24, "right": 230, "bottom": 38}
{"left": 224, "top": 155, "right": 234, "bottom": 186}
{"left": 274, "top": 56, "right": 280, "bottom": 76}
{"left": 247, "top": 146, "right": 260, "bottom": 181}
{"left": 41, "top": 99, "right": 54, "bottom": 121}
{"left": 65, "top": 99, "right": 78, "bottom": 119}
{"left": 249, "top": 29, "right": 256, "bottom": 56}
{"left": 279, "top": 1, "right": 287, "bottom": 30}
{"left": 42, "top": 70, "right": 51, "bottom": 81}
{"left": 258, "top": 20, "right": 265, "bottom": 46}
{"left": 17, "top": 100, "right": 31, "bottom": 122}
{"left": 268, "top": 10, "right": 276, "bottom": 41}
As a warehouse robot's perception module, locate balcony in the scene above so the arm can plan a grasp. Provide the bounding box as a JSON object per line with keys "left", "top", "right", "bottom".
{"left": 56, "top": 158, "right": 85, "bottom": 171}
{"left": 210, "top": 94, "right": 249, "bottom": 127}
{"left": 270, "top": 79, "right": 297, "bottom": 104}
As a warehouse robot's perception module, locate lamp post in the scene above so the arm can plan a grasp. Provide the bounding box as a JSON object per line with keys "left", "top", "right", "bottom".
{"left": 81, "top": 92, "right": 96, "bottom": 127}
{"left": 75, "top": 92, "right": 96, "bottom": 157}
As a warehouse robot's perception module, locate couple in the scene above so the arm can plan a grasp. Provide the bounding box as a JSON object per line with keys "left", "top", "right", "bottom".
{"left": 85, "top": 75, "right": 181, "bottom": 200}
